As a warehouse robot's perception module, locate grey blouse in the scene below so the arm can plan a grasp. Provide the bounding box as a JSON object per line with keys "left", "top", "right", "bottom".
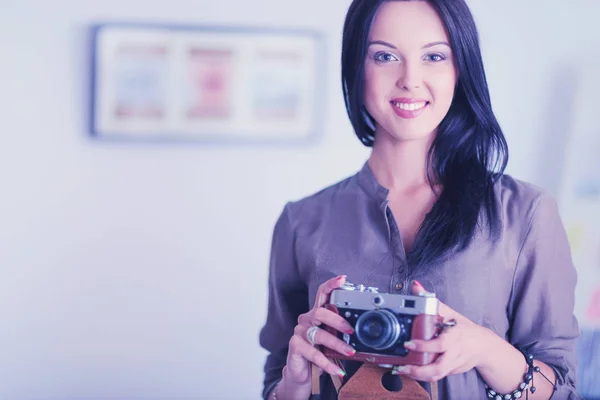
{"left": 259, "top": 162, "right": 580, "bottom": 399}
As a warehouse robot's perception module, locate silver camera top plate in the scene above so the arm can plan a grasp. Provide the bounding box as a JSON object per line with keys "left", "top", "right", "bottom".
{"left": 330, "top": 286, "right": 439, "bottom": 316}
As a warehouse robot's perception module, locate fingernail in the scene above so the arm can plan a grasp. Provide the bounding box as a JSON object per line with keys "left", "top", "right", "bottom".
{"left": 411, "top": 280, "right": 423, "bottom": 288}
{"left": 336, "top": 275, "right": 347, "bottom": 281}
{"left": 392, "top": 366, "right": 406, "bottom": 375}
{"left": 345, "top": 347, "right": 356, "bottom": 356}
{"left": 337, "top": 369, "right": 346, "bottom": 377}
{"left": 343, "top": 323, "right": 354, "bottom": 334}
{"left": 404, "top": 341, "right": 416, "bottom": 350}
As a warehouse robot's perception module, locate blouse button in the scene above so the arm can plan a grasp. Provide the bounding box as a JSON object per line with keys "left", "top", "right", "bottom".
{"left": 394, "top": 282, "right": 404, "bottom": 291}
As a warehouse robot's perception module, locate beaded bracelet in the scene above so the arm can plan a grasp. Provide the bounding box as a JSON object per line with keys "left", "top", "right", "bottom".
{"left": 484, "top": 350, "right": 556, "bottom": 400}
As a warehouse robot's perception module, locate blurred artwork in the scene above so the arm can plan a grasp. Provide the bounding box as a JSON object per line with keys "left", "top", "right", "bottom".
{"left": 252, "top": 50, "right": 303, "bottom": 121}
{"left": 550, "top": 62, "right": 599, "bottom": 400}
{"left": 559, "top": 63, "right": 600, "bottom": 329}
{"left": 186, "top": 48, "right": 234, "bottom": 119}
{"left": 588, "top": 289, "right": 600, "bottom": 320}
{"left": 555, "top": 60, "right": 600, "bottom": 400}
{"left": 91, "top": 24, "right": 322, "bottom": 143}
{"left": 113, "top": 44, "right": 168, "bottom": 121}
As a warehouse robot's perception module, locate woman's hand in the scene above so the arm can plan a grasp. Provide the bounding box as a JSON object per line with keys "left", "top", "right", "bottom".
{"left": 277, "top": 275, "right": 356, "bottom": 399}
{"left": 391, "top": 281, "right": 490, "bottom": 383}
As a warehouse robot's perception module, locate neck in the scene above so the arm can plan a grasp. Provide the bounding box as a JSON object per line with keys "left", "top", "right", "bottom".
{"left": 367, "top": 129, "right": 436, "bottom": 193}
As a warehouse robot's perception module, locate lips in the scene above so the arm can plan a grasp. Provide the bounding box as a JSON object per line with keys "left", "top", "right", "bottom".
{"left": 390, "top": 98, "right": 430, "bottom": 119}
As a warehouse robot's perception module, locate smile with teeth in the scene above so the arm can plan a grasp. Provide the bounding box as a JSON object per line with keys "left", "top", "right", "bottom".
{"left": 391, "top": 101, "right": 428, "bottom": 111}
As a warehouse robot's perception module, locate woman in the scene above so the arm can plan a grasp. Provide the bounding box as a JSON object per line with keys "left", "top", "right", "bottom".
{"left": 259, "top": 0, "right": 580, "bottom": 399}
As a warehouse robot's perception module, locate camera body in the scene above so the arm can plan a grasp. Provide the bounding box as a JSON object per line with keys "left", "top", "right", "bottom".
{"left": 322, "top": 282, "right": 443, "bottom": 366}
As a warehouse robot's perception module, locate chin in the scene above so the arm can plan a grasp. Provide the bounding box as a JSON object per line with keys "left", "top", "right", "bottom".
{"left": 388, "top": 128, "right": 436, "bottom": 143}
{"left": 374, "top": 120, "right": 438, "bottom": 144}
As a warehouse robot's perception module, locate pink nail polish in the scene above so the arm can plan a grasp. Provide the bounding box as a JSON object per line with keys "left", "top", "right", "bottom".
{"left": 404, "top": 341, "right": 416, "bottom": 350}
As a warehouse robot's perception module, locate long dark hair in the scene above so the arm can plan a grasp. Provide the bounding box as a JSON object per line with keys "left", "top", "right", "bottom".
{"left": 342, "top": 0, "right": 509, "bottom": 267}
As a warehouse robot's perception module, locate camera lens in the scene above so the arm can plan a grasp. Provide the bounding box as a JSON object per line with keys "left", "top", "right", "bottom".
{"left": 355, "top": 309, "right": 401, "bottom": 350}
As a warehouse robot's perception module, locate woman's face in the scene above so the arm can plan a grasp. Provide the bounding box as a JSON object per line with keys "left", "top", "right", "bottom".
{"left": 364, "top": 0, "right": 458, "bottom": 144}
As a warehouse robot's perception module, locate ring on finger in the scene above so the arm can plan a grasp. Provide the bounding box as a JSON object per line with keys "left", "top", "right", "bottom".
{"left": 437, "top": 318, "right": 457, "bottom": 334}
{"left": 306, "top": 325, "right": 320, "bottom": 346}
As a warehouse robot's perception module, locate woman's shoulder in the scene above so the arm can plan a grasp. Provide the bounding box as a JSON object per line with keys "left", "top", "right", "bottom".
{"left": 495, "top": 174, "right": 545, "bottom": 200}
{"left": 494, "top": 174, "right": 559, "bottom": 225}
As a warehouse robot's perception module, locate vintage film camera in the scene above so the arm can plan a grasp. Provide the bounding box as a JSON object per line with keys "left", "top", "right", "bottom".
{"left": 322, "top": 282, "right": 443, "bottom": 366}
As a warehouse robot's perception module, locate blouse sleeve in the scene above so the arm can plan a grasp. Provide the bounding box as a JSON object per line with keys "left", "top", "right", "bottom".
{"left": 259, "top": 203, "right": 309, "bottom": 399}
{"left": 508, "top": 193, "right": 581, "bottom": 398}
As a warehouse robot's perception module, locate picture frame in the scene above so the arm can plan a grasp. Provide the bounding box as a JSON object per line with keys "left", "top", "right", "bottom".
{"left": 89, "top": 23, "right": 325, "bottom": 144}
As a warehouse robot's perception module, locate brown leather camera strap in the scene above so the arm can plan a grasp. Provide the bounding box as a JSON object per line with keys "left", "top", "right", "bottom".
{"left": 431, "top": 381, "right": 439, "bottom": 400}
{"left": 311, "top": 363, "right": 320, "bottom": 396}
{"left": 310, "top": 358, "right": 345, "bottom": 397}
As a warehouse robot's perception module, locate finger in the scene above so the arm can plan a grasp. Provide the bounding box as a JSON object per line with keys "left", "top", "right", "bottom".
{"left": 393, "top": 364, "right": 439, "bottom": 382}
{"left": 286, "top": 339, "right": 312, "bottom": 384}
{"left": 403, "top": 335, "right": 451, "bottom": 354}
{"left": 290, "top": 336, "right": 346, "bottom": 378}
{"left": 392, "top": 354, "right": 451, "bottom": 383}
{"left": 295, "top": 325, "right": 356, "bottom": 357}
{"left": 314, "top": 275, "right": 347, "bottom": 309}
{"left": 298, "top": 307, "right": 354, "bottom": 334}
{"left": 409, "top": 281, "right": 459, "bottom": 319}
{"left": 410, "top": 280, "right": 428, "bottom": 295}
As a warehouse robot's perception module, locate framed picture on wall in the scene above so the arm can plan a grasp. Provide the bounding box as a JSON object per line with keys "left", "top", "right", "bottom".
{"left": 89, "top": 23, "right": 325, "bottom": 144}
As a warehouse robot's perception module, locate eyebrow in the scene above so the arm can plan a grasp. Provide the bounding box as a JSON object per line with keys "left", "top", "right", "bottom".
{"left": 368, "top": 40, "right": 451, "bottom": 49}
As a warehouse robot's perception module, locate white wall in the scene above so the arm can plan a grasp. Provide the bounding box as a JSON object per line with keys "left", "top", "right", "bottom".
{"left": 0, "top": 0, "right": 597, "bottom": 399}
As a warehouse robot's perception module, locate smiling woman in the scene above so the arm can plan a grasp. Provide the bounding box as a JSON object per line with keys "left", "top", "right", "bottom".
{"left": 259, "top": 1, "right": 582, "bottom": 399}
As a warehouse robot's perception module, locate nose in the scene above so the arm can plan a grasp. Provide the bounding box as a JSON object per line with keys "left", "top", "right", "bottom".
{"left": 396, "top": 61, "right": 422, "bottom": 90}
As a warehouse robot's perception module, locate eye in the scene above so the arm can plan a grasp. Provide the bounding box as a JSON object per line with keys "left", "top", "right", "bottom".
{"left": 425, "top": 53, "right": 445, "bottom": 62}
{"left": 373, "top": 51, "right": 398, "bottom": 63}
